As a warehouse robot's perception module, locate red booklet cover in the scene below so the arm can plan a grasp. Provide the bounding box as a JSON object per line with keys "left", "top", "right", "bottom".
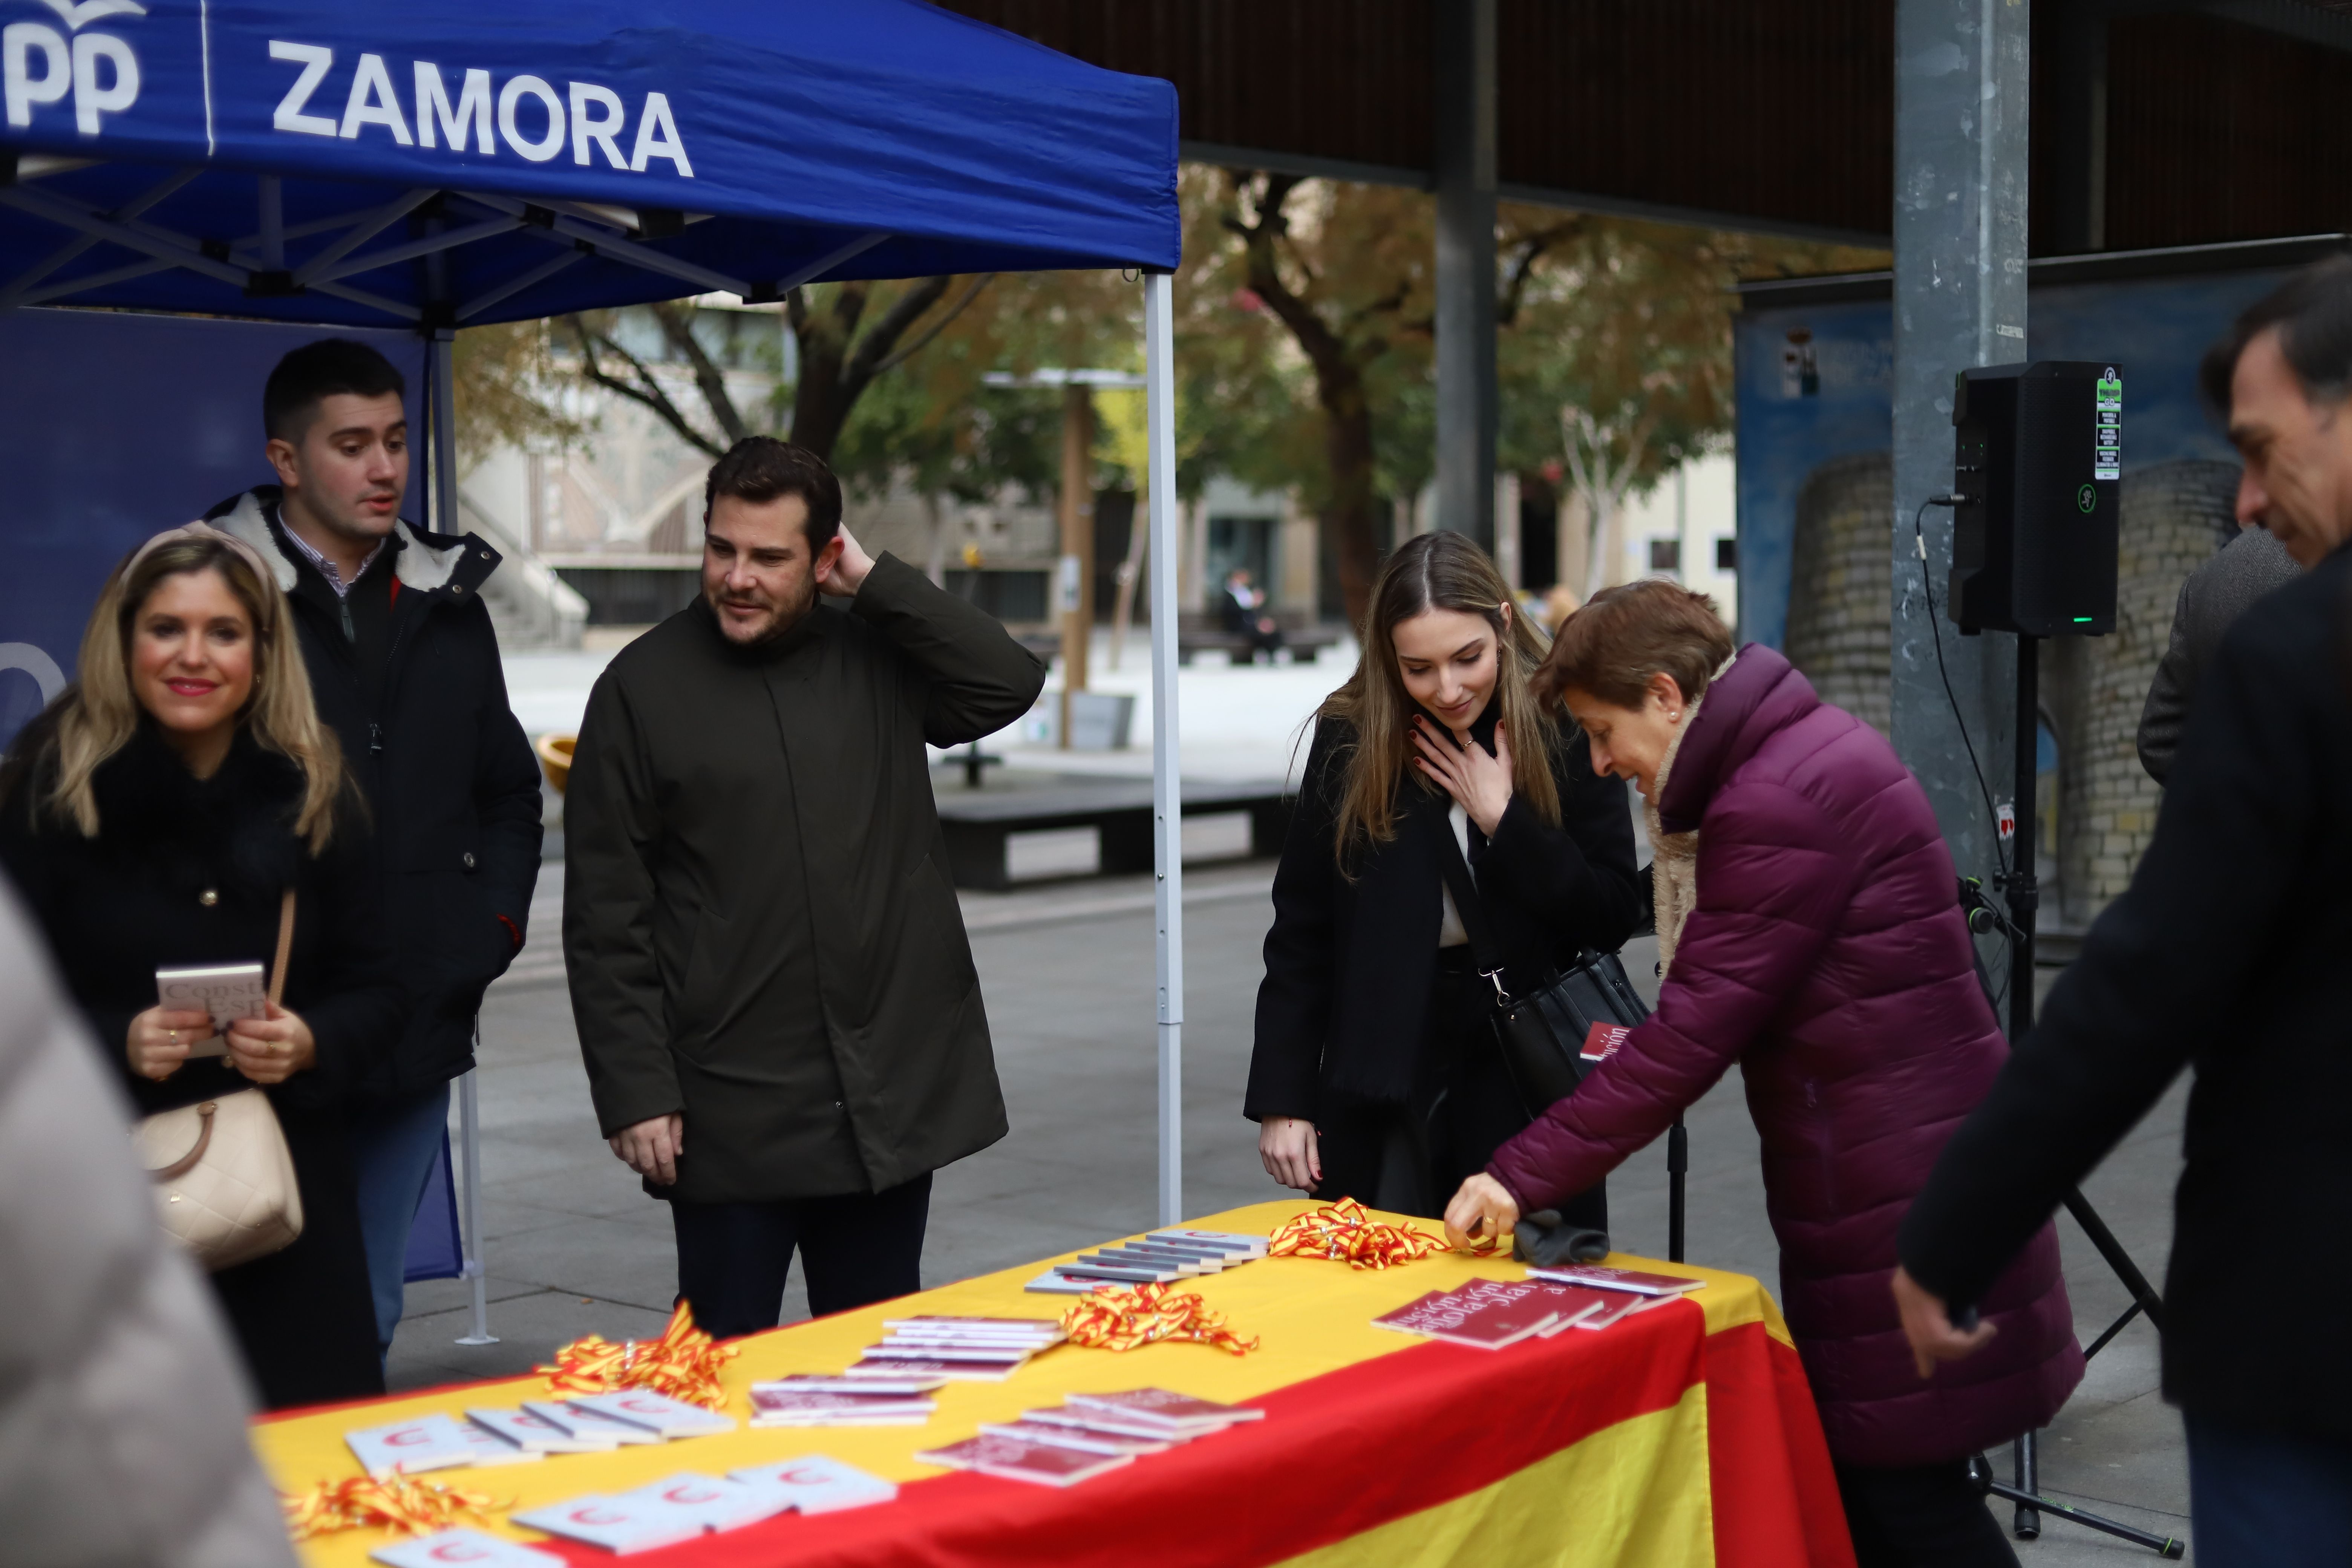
{"left": 916, "top": 1435, "right": 1135, "bottom": 1487}
{"left": 1581, "top": 1022, "right": 1633, "bottom": 1062}
{"left": 1527, "top": 1264, "right": 1705, "bottom": 1297}
{"left": 1526, "top": 1282, "right": 1621, "bottom": 1334}
{"left": 1063, "top": 1389, "right": 1264, "bottom": 1432}
{"left": 1370, "top": 1278, "right": 1563, "bottom": 1349}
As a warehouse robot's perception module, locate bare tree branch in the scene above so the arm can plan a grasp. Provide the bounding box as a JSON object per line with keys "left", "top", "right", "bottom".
{"left": 649, "top": 301, "right": 751, "bottom": 447}
{"left": 562, "top": 314, "right": 726, "bottom": 459}
{"left": 840, "top": 275, "right": 954, "bottom": 400}
{"left": 862, "top": 273, "right": 996, "bottom": 380}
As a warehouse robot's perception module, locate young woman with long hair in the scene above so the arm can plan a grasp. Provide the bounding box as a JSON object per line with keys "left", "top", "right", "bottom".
{"left": 1246, "top": 531, "right": 1643, "bottom": 1220}
{"left": 0, "top": 527, "right": 404, "bottom": 1408}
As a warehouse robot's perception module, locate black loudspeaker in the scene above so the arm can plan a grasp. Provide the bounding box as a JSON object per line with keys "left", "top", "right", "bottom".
{"left": 1948, "top": 361, "right": 2121, "bottom": 636}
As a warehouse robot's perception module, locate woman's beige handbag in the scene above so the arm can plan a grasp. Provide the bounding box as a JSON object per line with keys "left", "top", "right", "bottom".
{"left": 133, "top": 890, "right": 304, "bottom": 1272}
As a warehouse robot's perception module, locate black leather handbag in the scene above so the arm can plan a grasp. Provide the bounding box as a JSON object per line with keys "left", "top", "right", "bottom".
{"left": 1435, "top": 829, "right": 1652, "bottom": 1116}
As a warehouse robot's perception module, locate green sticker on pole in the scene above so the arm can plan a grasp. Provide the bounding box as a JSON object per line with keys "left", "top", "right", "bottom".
{"left": 2076, "top": 483, "right": 2096, "bottom": 513}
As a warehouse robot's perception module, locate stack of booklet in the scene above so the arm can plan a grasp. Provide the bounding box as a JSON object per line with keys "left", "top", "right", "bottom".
{"left": 1370, "top": 1277, "right": 1661, "bottom": 1350}
{"left": 496, "top": 1456, "right": 895, "bottom": 1555}
{"left": 1026, "top": 1228, "right": 1270, "bottom": 1293}
{"left": 917, "top": 1389, "right": 1264, "bottom": 1487}
{"left": 840, "top": 1316, "right": 1067, "bottom": 1384}
{"left": 1524, "top": 1263, "right": 1707, "bottom": 1300}
{"left": 749, "top": 1372, "right": 942, "bottom": 1428}
{"left": 346, "top": 1392, "right": 736, "bottom": 1477}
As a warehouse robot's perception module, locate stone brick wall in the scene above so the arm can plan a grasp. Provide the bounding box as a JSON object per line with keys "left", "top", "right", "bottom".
{"left": 1783, "top": 452, "right": 1893, "bottom": 737}
{"left": 2050, "top": 460, "right": 2237, "bottom": 928}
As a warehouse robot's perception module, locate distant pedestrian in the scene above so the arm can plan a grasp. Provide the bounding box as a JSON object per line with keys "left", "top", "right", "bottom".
{"left": 1445, "top": 578, "right": 2080, "bottom": 1568}
{"left": 1250, "top": 531, "right": 1642, "bottom": 1223}
{"left": 565, "top": 437, "right": 1045, "bottom": 1335}
{"left": 2136, "top": 522, "right": 2297, "bottom": 783}
{"left": 202, "top": 338, "right": 544, "bottom": 1361}
{"left": 1896, "top": 254, "right": 2352, "bottom": 1568}
{"left": 0, "top": 528, "right": 403, "bottom": 1407}
{"left": 1220, "top": 567, "right": 1286, "bottom": 662}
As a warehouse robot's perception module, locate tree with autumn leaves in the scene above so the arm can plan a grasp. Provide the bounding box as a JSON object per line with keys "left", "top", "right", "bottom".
{"left": 454, "top": 170, "right": 1877, "bottom": 625}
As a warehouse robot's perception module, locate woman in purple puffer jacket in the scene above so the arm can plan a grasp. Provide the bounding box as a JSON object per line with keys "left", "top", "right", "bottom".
{"left": 1444, "top": 580, "right": 2082, "bottom": 1568}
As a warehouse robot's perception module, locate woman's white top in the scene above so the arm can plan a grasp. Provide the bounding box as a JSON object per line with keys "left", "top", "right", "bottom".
{"left": 1438, "top": 802, "right": 1472, "bottom": 948}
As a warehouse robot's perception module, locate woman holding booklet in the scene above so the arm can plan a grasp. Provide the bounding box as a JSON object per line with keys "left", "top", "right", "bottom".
{"left": 0, "top": 527, "right": 401, "bottom": 1408}
{"left": 1248, "top": 532, "right": 1643, "bottom": 1222}
{"left": 1440, "top": 579, "right": 2080, "bottom": 1568}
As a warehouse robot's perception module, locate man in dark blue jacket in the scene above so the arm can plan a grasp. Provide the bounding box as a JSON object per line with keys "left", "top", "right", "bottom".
{"left": 204, "top": 339, "right": 543, "bottom": 1358}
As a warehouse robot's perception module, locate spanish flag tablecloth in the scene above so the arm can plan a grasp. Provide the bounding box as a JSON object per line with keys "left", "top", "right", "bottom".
{"left": 257, "top": 1199, "right": 1854, "bottom": 1568}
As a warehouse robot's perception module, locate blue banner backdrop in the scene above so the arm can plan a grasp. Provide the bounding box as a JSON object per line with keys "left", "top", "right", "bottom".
{"left": 0, "top": 308, "right": 426, "bottom": 747}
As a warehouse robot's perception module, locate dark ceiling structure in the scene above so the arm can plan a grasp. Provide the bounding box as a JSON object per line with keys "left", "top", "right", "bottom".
{"left": 946, "top": 0, "right": 2352, "bottom": 254}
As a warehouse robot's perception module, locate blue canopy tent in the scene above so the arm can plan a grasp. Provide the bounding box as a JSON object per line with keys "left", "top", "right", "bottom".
{"left": 2, "top": 0, "right": 1187, "bottom": 1338}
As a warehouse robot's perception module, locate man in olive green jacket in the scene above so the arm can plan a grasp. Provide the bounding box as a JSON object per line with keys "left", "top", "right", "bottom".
{"left": 564, "top": 438, "right": 1045, "bottom": 1333}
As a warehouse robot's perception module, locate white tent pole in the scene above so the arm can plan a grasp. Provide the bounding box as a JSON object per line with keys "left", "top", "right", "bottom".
{"left": 1144, "top": 271, "right": 1184, "bottom": 1228}
{"left": 430, "top": 328, "right": 499, "bottom": 1347}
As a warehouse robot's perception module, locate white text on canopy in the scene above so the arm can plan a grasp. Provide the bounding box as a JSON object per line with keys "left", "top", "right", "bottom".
{"left": 266, "top": 41, "right": 692, "bottom": 177}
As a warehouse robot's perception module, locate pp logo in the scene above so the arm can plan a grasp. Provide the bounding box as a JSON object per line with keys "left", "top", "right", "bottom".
{"left": 2075, "top": 484, "right": 2096, "bottom": 514}
{"left": 3, "top": 0, "right": 144, "bottom": 134}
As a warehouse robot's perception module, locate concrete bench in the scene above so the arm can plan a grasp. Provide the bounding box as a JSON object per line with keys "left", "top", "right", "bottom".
{"left": 932, "top": 774, "right": 1293, "bottom": 891}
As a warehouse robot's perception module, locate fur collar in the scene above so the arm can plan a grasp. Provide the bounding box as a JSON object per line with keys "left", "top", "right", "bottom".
{"left": 87, "top": 726, "right": 308, "bottom": 897}
{"left": 202, "top": 486, "right": 490, "bottom": 596}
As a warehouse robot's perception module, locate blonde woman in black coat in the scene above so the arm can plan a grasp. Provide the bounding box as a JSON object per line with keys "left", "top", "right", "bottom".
{"left": 1247, "top": 532, "right": 1643, "bottom": 1221}
{"left": 0, "top": 527, "right": 403, "bottom": 1409}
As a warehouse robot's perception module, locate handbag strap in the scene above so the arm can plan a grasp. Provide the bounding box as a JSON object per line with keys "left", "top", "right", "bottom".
{"left": 1433, "top": 821, "right": 1513, "bottom": 1001}
{"left": 147, "top": 1099, "right": 219, "bottom": 1181}
{"left": 268, "top": 888, "right": 295, "bottom": 1009}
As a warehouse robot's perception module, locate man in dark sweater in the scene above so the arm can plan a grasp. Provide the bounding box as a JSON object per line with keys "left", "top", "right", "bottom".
{"left": 2135, "top": 522, "right": 2297, "bottom": 784}
{"left": 1893, "top": 258, "right": 2352, "bottom": 1562}
{"left": 204, "top": 340, "right": 543, "bottom": 1359}
{"left": 564, "top": 438, "right": 1044, "bottom": 1334}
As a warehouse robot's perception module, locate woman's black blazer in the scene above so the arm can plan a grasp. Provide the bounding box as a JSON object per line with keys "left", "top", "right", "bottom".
{"left": 1246, "top": 702, "right": 1642, "bottom": 1119}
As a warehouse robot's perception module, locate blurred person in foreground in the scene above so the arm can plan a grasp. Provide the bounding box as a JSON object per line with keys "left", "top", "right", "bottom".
{"left": 0, "top": 529, "right": 401, "bottom": 1407}
{"left": 1895, "top": 257, "right": 2352, "bottom": 1567}
{"left": 1249, "top": 531, "right": 1641, "bottom": 1220}
{"left": 201, "top": 339, "right": 542, "bottom": 1360}
{"left": 1443, "top": 579, "right": 2080, "bottom": 1567}
{"left": 0, "top": 878, "right": 296, "bottom": 1568}
{"left": 565, "top": 438, "right": 1044, "bottom": 1336}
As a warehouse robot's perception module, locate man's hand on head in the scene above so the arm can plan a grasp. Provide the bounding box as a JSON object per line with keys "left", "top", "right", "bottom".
{"left": 609, "top": 1113, "right": 684, "bottom": 1185}
{"left": 815, "top": 525, "right": 874, "bottom": 597}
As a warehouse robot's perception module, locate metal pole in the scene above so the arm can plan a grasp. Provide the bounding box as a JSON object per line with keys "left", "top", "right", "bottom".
{"left": 455, "top": 1066, "right": 496, "bottom": 1345}
{"left": 430, "top": 326, "right": 459, "bottom": 536}
{"left": 427, "top": 329, "right": 498, "bottom": 1347}
{"left": 1144, "top": 271, "right": 1185, "bottom": 1227}
{"left": 1433, "top": 0, "right": 1498, "bottom": 546}
{"left": 1891, "top": 0, "right": 2028, "bottom": 1003}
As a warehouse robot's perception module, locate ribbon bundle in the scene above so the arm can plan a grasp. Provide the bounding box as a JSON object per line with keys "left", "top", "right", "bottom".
{"left": 537, "top": 1299, "right": 739, "bottom": 1410}
{"left": 1266, "top": 1197, "right": 1449, "bottom": 1270}
{"left": 1061, "top": 1282, "right": 1260, "bottom": 1356}
{"left": 281, "top": 1475, "right": 503, "bottom": 1541}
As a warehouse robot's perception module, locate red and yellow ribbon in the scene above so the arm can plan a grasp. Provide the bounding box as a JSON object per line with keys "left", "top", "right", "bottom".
{"left": 1266, "top": 1198, "right": 1449, "bottom": 1270}
{"left": 281, "top": 1475, "right": 504, "bottom": 1541}
{"left": 1061, "top": 1282, "right": 1260, "bottom": 1356}
{"left": 537, "top": 1299, "right": 739, "bottom": 1410}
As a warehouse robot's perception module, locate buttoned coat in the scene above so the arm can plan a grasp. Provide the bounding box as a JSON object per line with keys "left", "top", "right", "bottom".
{"left": 564, "top": 554, "right": 1045, "bottom": 1202}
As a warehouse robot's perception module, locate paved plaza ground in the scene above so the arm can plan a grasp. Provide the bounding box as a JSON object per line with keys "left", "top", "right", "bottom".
{"left": 410, "top": 639, "right": 2195, "bottom": 1558}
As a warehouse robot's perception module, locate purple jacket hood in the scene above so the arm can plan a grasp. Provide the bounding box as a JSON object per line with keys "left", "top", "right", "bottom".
{"left": 1489, "top": 647, "right": 2081, "bottom": 1466}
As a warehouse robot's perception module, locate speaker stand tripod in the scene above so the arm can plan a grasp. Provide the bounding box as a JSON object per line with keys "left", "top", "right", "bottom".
{"left": 1977, "top": 634, "right": 2182, "bottom": 1559}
